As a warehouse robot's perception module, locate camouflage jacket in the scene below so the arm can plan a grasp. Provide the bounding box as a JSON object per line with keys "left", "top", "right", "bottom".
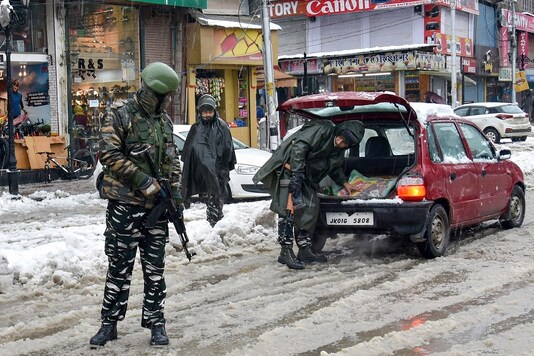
{"left": 97, "top": 97, "right": 181, "bottom": 208}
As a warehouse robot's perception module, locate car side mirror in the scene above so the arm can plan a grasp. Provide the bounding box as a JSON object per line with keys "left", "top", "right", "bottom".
{"left": 497, "top": 148, "right": 512, "bottom": 160}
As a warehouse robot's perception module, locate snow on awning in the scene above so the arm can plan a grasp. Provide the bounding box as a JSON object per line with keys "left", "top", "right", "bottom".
{"left": 279, "top": 44, "right": 436, "bottom": 61}
{"left": 192, "top": 11, "right": 282, "bottom": 31}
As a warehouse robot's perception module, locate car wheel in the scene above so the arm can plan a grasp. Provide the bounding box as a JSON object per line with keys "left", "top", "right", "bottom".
{"left": 483, "top": 128, "right": 500, "bottom": 144}
{"left": 223, "top": 184, "right": 234, "bottom": 204}
{"left": 416, "top": 204, "right": 450, "bottom": 259}
{"left": 511, "top": 137, "right": 521, "bottom": 142}
{"left": 500, "top": 185, "right": 525, "bottom": 229}
{"left": 311, "top": 231, "right": 328, "bottom": 253}
{"left": 520, "top": 136, "right": 527, "bottom": 142}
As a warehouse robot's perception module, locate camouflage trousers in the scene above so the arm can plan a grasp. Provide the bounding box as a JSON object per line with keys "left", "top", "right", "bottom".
{"left": 277, "top": 213, "right": 311, "bottom": 248}
{"left": 202, "top": 194, "right": 224, "bottom": 227}
{"left": 100, "top": 201, "right": 168, "bottom": 329}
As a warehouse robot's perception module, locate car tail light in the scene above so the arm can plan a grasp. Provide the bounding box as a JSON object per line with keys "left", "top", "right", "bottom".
{"left": 397, "top": 176, "right": 426, "bottom": 201}
{"left": 495, "top": 113, "right": 514, "bottom": 120}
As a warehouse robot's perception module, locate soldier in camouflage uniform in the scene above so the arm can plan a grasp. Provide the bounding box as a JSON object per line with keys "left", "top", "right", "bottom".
{"left": 90, "top": 62, "right": 181, "bottom": 347}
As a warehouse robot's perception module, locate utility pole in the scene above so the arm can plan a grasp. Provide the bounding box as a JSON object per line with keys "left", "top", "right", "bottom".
{"left": 450, "top": 0, "right": 457, "bottom": 108}
{"left": 510, "top": 0, "right": 517, "bottom": 104}
{"left": 261, "top": 0, "right": 278, "bottom": 150}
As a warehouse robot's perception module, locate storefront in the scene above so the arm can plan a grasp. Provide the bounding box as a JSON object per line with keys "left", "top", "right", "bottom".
{"left": 279, "top": 46, "right": 447, "bottom": 104}
{"left": 0, "top": 1, "right": 50, "bottom": 131}
{"left": 64, "top": 2, "right": 141, "bottom": 152}
{"left": 185, "top": 13, "right": 280, "bottom": 146}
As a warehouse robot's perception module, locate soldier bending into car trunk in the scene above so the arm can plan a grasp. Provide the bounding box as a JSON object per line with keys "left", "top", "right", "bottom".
{"left": 253, "top": 120, "right": 364, "bottom": 269}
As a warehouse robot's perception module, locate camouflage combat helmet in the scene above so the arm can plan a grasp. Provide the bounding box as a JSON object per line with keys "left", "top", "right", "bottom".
{"left": 140, "top": 62, "right": 180, "bottom": 95}
{"left": 197, "top": 94, "right": 217, "bottom": 112}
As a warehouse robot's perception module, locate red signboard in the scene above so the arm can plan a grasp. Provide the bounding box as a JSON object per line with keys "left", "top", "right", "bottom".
{"left": 519, "top": 31, "right": 529, "bottom": 70}
{"left": 268, "top": 0, "right": 478, "bottom": 19}
{"left": 423, "top": 4, "right": 441, "bottom": 45}
{"left": 500, "top": 26, "right": 509, "bottom": 67}
{"left": 279, "top": 58, "right": 321, "bottom": 74}
{"left": 502, "top": 9, "right": 534, "bottom": 33}
{"left": 462, "top": 58, "right": 476, "bottom": 74}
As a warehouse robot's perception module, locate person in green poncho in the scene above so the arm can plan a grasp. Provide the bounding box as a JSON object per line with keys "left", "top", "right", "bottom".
{"left": 253, "top": 120, "right": 364, "bottom": 269}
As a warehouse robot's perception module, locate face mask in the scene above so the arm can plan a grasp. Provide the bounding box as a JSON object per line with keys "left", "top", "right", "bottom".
{"left": 157, "top": 93, "right": 172, "bottom": 113}
{"left": 137, "top": 85, "right": 159, "bottom": 114}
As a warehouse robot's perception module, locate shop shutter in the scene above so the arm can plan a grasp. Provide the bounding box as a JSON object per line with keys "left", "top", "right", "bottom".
{"left": 141, "top": 8, "right": 185, "bottom": 121}
{"left": 144, "top": 11, "right": 173, "bottom": 65}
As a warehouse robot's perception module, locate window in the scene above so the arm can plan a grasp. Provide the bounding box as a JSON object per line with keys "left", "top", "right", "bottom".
{"left": 470, "top": 107, "right": 486, "bottom": 115}
{"left": 454, "top": 107, "right": 469, "bottom": 116}
{"left": 459, "top": 123, "right": 495, "bottom": 161}
{"left": 433, "top": 122, "right": 469, "bottom": 162}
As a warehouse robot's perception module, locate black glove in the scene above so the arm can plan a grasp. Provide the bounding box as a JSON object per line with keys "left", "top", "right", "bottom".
{"left": 288, "top": 172, "right": 306, "bottom": 210}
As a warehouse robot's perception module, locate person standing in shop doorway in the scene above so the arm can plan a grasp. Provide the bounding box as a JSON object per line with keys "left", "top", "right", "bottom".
{"left": 11, "top": 80, "right": 26, "bottom": 118}
{"left": 181, "top": 94, "right": 236, "bottom": 227}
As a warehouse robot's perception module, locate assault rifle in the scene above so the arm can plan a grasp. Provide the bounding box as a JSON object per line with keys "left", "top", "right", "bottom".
{"left": 144, "top": 150, "right": 195, "bottom": 261}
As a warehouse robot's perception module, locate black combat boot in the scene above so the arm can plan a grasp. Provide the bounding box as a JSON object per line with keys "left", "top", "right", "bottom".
{"left": 277, "top": 245, "right": 305, "bottom": 269}
{"left": 89, "top": 322, "right": 117, "bottom": 347}
{"left": 150, "top": 323, "right": 169, "bottom": 346}
{"left": 297, "top": 245, "right": 328, "bottom": 263}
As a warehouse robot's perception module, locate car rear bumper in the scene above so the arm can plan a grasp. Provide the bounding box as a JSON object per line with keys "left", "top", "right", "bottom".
{"left": 503, "top": 123, "right": 531, "bottom": 137}
{"left": 316, "top": 199, "right": 433, "bottom": 236}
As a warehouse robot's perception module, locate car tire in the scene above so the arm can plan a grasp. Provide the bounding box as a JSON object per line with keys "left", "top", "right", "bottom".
{"left": 499, "top": 185, "right": 525, "bottom": 229}
{"left": 416, "top": 204, "right": 450, "bottom": 259}
{"left": 483, "top": 128, "right": 500, "bottom": 144}
{"left": 311, "top": 231, "right": 328, "bottom": 253}
{"left": 511, "top": 136, "right": 527, "bottom": 142}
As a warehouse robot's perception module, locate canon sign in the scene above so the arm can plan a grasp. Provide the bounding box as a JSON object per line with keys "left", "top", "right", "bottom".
{"left": 268, "top": 0, "right": 431, "bottom": 19}
{"left": 306, "top": 0, "right": 371, "bottom": 16}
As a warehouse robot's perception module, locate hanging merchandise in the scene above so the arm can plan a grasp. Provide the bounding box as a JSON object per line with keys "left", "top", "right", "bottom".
{"left": 195, "top": 77, "right": 225, "bottom": 106}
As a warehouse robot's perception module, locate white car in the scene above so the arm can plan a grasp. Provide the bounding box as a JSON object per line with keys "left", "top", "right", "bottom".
{"left": 173, "top": 125, "right": 271, "bottom": 202}
{"left": 93, "top": 125, "right": 272, "bottom": 203}
{"left": 453, "top": 102, "right": 532, "bottom": 143}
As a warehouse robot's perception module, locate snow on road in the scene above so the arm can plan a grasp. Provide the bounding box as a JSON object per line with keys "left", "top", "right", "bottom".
{"left": 0, "top": 138, "right": 533, "bottom": 355}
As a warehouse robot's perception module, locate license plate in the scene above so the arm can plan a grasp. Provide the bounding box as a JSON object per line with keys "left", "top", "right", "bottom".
{"left": 326, "top": 212, "right": 374, "bottom": 226}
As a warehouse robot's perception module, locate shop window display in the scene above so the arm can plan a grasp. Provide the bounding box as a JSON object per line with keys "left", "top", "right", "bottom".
{"left": 235, "top": 75, "right": 248, "bottom": 127}
{"left": 67, "top": 3, "right": 139, "bottom": 153}
{"left": 0, "top": 1, "right": 47, "bottom": 53}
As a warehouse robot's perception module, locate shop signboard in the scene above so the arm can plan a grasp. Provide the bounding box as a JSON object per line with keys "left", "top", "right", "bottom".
{"left": 279, "top": 58, "right": 322, "bottom": 74}
{"left": 462, "top": 58, "right": 476, "bottom": 74}
{"left": 268, "top": 0, "right": 478, "bottom": 18}
{"left": 499, "top": 67, "right": 512, "bottom": 82}
{"left": 514, "top": 71, "right": 529, "bottom": 92}
{"left": 518, "top": 31, "right": 528, "bottom": 70}
{"left": 423, "top": 4, "right": 441, "bottom": 45}
{"left": 434, "top": 33, "right": 473, "bottom": 57}
{"left": 501, "top": 9, "right": 534, "bottom": 33}
{"left": 321, "top": 51, "right": 445, "bottom": 75}
{"left": 211, "top": 28, "right": 264, "bottom": 62}
{"left": 130, "top": 0, "right": 207, "bottom": 8}
{"left": 500, "top": 26, "right": 510, "bottom": 68}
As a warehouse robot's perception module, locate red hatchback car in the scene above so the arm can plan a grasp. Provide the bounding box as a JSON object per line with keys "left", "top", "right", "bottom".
{"left": 279, "top": 92, "right": 526, "bottom": 258}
